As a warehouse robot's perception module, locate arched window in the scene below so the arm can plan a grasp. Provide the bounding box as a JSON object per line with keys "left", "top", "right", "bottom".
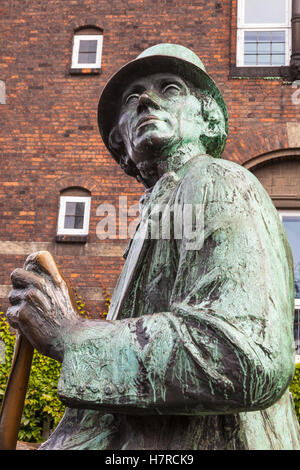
{"left": 71, "top": 26, "right": 103, "bottom": 70}
{"left": 57, "top": 187, "right": 91, "bottom": 236}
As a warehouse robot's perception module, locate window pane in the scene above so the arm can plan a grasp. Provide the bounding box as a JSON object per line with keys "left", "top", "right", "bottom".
{"left": 272, "top": 42, "right": 285, "bottom": 53}
{"left": 244, "top": 0, "right": 286, "bottom": 24}
{"left": 64, "top": 202, "right": 85, "bottom": 229}
{"left": 244, "top": 30, "right": 286, "bottom": 66}
{"left": 64, "top": 215, "right": 84, "bottom": 229}
{"left": 75, "top": 202, "right": 85, "bottom": 217}
{"left": 244, "top": 54, "right": 257, "bottom": 65}
{"left": 79, "top": 40, "right": 97, "bottom": 53}
{"left": 271, "top": 54, "right": 285, "bottom": 65}
{"left": 65, "top": 202, "right": 77, "bottom": 216}
{"left": 257, "top": 31, "right": 272, "bottom": 42}
{"left": 64, "top": 216, "right": 75, "bottom": 229}
{"left": 272, "top": 31, "right": 286, "bottom": 42}
{"left": 78, "top": 52, "right": 97, "bottom": 64}
{"left": 74, "top": 216, "right": 84, "bottom": 229}
{"left": 258, "top": 42, "right": 271, "bottom": 53}
{"left": 244, "top": 42, "right": 256, "bottom": 53}
{"left": 257, "top": 54, "right": 271, "bottom": 65}
{"left": 245, "top": 31, "right": 257, "bottom": 42}
{"left": 282, "top": 216, "right": 300, "bottom": 298}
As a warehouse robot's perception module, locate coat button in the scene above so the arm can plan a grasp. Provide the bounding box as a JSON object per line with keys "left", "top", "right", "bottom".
{"left": 104, "top": 384, "right": 114, "bottom": 395}
{"left": 88, "top": 382, "right": 99, "bottom": 393}
{"left": 76, "top": 385, "right": 85, "bottom": 394}
{"left": 118, "top": 384, "right": 126, "bottom": 394}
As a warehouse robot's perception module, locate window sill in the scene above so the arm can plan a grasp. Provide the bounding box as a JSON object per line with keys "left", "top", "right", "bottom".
{"left": 69, "top": 68, "right": 101, "bottom": 75}
{"left": 229, "top": 65, "right": 291, "bottom": 79}
{"left": 55, "top": 234, "right": 88, "bottom": 243}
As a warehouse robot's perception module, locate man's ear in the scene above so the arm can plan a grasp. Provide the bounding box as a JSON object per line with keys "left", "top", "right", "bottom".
{"left": 201, "top": 96, "right": 224, "bottom": 138}
{"left": 108, "top": 124, "right": 139, "bottom": 178}
{"left": 108, "top": 125, "right": 124, "bottom": 155}
{"left": 199, "top": 95, "right": 227, "bottom": 157}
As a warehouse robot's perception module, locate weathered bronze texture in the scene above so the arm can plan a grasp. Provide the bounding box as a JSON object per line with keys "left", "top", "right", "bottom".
{"left": 98, "top": 43, "right": 228, "bottom": 165}
{"left": 0, "top": 251, "right": 78, "bottom": 449}
{"left": 4, "top": 44, "right": 300, "bottom": 450}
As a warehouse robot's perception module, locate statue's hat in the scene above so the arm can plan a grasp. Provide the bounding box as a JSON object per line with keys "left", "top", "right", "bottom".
{"left": 98, "top": 43, "right": 228, "bottom": 161}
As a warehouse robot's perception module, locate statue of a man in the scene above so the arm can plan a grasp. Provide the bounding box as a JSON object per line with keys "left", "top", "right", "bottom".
{"left": 7, "top": 44, "right": 300, "bottom": 450}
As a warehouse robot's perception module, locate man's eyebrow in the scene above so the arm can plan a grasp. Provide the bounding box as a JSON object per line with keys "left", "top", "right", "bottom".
{"left": 160, "top": 78, "right": 184, "bottom": 87}
{"left": 122, "top": 83, "right": 145, "bottom": 101}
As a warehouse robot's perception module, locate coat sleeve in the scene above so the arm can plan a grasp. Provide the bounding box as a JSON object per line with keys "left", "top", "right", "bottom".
{"left": 58, "top": 160, "right": 296, "bottom": 415}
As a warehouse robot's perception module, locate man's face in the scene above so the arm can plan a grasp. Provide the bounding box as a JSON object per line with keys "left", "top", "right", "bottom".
{"left": 117, "top": 73, "right": 204, "bottom": 165}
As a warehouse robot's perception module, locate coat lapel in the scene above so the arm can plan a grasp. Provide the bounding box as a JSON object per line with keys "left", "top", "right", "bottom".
{"left": 107, "top": 171, "right": 179, "bottom": 320}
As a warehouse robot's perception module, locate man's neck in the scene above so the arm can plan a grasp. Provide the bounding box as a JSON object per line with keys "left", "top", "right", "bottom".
{"left": 136, "top": 143, "right": 205, "bottom": 188}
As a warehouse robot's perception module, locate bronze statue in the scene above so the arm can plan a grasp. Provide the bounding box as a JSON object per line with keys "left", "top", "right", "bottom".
{"left": 3, "top": 44, "right": 300, "bottom": 449}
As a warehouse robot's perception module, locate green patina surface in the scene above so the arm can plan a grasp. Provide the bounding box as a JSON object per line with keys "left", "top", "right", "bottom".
{"left": 39, "top": 156, "right": 300, "bottom": 450}
{"left": 39, "top": 45, "right": 300, "bottom": 450}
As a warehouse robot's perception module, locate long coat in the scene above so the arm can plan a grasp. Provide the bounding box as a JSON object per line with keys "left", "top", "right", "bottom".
{"left": 40, "top": 155, "right": 300, "bottom": 450}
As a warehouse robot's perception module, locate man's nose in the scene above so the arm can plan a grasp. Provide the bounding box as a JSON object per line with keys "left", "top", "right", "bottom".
{"left": 137, "top": 90, "right": 161, "bottom": 112}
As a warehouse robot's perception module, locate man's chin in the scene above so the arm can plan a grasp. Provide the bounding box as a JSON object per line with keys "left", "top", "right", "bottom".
{"left": 132, "top": 132, "right": 175, "bottom": 159}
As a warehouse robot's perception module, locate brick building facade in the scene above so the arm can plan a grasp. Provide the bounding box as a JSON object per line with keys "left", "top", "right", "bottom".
{"left": 0, "top": 1, "right": 300, "bottom": 344}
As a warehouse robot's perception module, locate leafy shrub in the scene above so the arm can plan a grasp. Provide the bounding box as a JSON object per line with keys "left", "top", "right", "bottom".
{"left": 0, "top": 313, "right": 65, "bottom": 443}
{"left": 290, "top": 363, "right": 300, "bottom": 422}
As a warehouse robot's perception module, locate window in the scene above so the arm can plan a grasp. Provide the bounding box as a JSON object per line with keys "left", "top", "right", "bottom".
{"left": 237, "top": 0, "right": 292, "bottom": 67}
{"left": 71, "top": 33, "right": 103, "bottom": 69}
{"left": 0, "top": 80, "right": 5, "bottom": 104}
{"left": 57, "top": 195, "right": 91, "bottom": 236}
{"left": 279, "top": 210, "right": 300, "bottom": 360}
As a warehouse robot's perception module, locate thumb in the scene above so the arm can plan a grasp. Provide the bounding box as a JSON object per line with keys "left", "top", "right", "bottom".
{"left": 24, "top": 251, "right": 78, "bottom": 311}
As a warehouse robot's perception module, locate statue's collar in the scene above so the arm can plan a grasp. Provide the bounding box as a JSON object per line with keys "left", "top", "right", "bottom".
{"left": 136, "top": 148, "right": 208, "bottom": 189}
{"left": 139, "top": 153, "right": 208, "bottom": 207}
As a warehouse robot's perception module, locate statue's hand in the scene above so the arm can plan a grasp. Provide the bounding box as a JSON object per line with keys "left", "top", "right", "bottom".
{"left": 6, "top": 251, "right": 80, "bottom": 362}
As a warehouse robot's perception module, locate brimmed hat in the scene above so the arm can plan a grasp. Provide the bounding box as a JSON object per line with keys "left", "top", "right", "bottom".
{"left": 98, "top": 43, "right": 228, "bottom": 161}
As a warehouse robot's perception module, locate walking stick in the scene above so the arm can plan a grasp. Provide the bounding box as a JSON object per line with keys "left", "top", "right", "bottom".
{"left": 0, "top": 334, "right": 34, "bottom": 450}
{"left": 0, "top": 251, "right": 77, "bottom": 450}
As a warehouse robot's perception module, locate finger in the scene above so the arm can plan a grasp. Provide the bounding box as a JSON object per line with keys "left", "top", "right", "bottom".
{"left": 25, "top": 251, "right": 78, "bottom": 311}
{"left": 9, "top": 302, "right": 42, "bottom": 348}
{"left": 8, "top": 288, "right": 27, "bottom": 306}
{"left": 7, "top": 296, "right": 45, "bottom": 337}
{"left": 10, "top": 268, "right": 46, "bottom": 290}
{"left": 24, "top": 251, "right": 63, "bottom": 287}
{"left": 26, "top": 287, "right": 52, "bottom": 315}
{"left": 6, "top": 304, "right": 24, "bottom": 329}
{"left": 15, "top": 300, "right": 56, "bottom": 357}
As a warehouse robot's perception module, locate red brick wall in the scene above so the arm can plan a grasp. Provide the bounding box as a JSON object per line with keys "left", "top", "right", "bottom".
{"left": 0, "top": 0, "right": 299, "bottom": 316}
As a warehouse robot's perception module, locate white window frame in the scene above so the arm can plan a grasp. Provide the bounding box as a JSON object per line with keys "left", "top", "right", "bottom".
{"left": 57, "top": 196, "right": 91, "bottom": 236}
{"left": 278, "top": 211, "right": 300, "bottom": 308}
{"left": 236, "top": 0, "right": 292, "bottom": 67}
{"left": 71, "top": 34, "right": 103, "bottom": 69}
{"left": 279, "top": 210, "right": 300, "bottom": 363}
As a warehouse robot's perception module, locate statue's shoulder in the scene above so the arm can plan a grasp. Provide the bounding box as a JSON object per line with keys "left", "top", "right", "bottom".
{"left": 179, "top": 155, "right": 269, "bottom": 206}
{"left": 183, "top": 155, "right": 258, "bottom": 189}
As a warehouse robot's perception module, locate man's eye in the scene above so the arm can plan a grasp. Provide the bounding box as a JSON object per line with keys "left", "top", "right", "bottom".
{"left": 125, "top": 93, "right": 139, "bottom": 105}
{"left": 162, "top": 83, "right": 181, "bottom": 95}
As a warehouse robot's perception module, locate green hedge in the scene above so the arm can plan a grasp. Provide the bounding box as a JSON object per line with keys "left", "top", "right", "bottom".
{"left": 290, "top": 363, "right": 300, "bottom": 422}
{"left": 0, "top": 312, "right": 299, "bottom": 443}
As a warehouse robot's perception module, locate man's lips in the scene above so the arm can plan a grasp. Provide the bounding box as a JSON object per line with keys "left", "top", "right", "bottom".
{"left": 135, "top": 115, "right": 160, "bottom": 130}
